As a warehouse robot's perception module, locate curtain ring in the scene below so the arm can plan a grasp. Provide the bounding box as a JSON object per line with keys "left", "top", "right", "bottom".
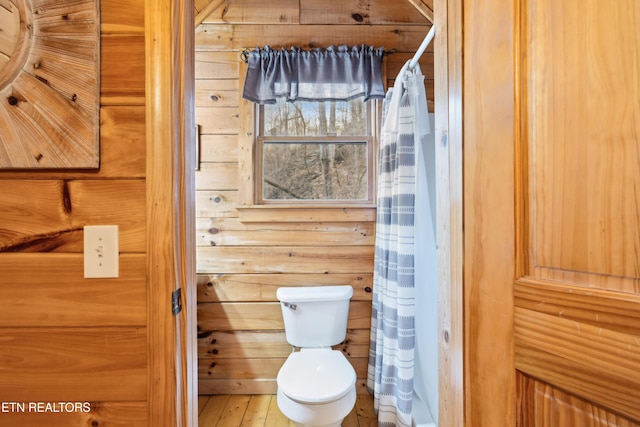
{"left": 241, "top": 49, "right": 251, "bottom": 63}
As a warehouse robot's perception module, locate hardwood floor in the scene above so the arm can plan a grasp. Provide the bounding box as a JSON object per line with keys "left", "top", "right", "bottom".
{"left": 198, "top": 393, "right": 377, "bottom": 426}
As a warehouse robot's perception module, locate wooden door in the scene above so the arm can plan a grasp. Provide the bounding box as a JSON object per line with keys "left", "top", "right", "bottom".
{"left": 461, "top": 0, "right": 640, "bottom": 425}
{"left": 514, "top": 0, "right": 640, "bottom": 424}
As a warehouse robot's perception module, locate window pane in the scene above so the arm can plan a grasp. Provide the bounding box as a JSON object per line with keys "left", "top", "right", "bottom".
{"left": 263, "top": 98, "right": 368, "bottom": 137}
{"left": 262, "top": 142, "right": 368, "bottom": 201}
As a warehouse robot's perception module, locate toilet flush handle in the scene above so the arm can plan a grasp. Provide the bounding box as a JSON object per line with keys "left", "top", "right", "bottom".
{"left": 282, "top": 302, "right": 297, "bottom": 310}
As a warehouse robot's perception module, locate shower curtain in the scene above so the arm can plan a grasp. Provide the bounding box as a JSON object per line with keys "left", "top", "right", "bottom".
{"left": 367, "top": 61, "right": 430, "bottom": 427}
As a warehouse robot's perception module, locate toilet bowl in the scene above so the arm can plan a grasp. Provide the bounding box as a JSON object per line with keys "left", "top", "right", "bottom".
{"left": 275, "top": 286, "right": 357, "bottom": 427}
{"left": 277, "top": 348, "right": 356, "bottom": 427}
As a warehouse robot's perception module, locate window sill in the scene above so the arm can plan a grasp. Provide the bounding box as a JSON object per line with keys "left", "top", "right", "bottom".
{"left": 237, "top": 205, "right": 376, "bottom": 223}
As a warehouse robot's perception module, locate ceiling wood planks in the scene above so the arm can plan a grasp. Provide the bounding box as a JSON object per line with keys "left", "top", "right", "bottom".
{"left": 194, "top": 0, "right": 433, "bottom": 26}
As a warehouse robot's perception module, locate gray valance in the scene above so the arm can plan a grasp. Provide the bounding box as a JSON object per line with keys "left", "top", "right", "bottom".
{"left": 242, "top": 45, "right": 386, "bottom": 104}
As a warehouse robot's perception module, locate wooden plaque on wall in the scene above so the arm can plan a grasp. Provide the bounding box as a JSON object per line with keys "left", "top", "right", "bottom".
{"left": 0, "top": 0, "right": 100, "bottom": 169}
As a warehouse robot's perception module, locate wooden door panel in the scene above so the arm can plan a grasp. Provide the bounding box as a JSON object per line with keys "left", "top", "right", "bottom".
{"left": 515, "top": 306, "right": 640, "bottom": 420}
{"left": 517, "top": 373, "right": 640, "bottom": 427}
{"left": 516, "top": 0, "right": 640, "bottom": 423}
{"left": 527, "top": 0, "right": 640, "bottom": 285}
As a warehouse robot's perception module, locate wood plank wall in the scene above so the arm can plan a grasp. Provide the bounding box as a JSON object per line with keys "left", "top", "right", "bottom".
{"left": 0, "top": 0, "right": 148, "bottom": 425}
{"left": 195, "top": 0, "right": 433, "bottom": 395}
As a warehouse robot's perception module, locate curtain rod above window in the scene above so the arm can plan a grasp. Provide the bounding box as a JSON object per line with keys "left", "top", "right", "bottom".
{"left": 240, "top": 46, "right": 396, "bottom": 63}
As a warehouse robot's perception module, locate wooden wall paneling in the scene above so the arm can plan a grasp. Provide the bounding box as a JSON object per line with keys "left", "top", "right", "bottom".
{"left": 198, "top": 330, "right": 290, "bottom": 358}
{"left": 198, "top": 329, "right": 371, "bottom": 359}
{"left": 0, "top": 253, "right": 145, "bottom": 327}
{"left": 195, "top": 24, "right": 436, "bottom": 53}
{"left": 199, "top": 135, "right": 239, "bottom": 163}
{"left": 100, "top": 35, "right": 145, "bottom": 105}
{"left": 235, "top": 206, "right": 376, "bottom": 222}
{"left": 333, "top": 329, "right": 371, "bottom": 358}
{"left": 199, "top": 357, "right": 286, "bottom": 379}
{"left": 67, "top": 180, "right": 146, "bottom": 248}
{"left": 386, "top": 51, "right": 434, "bottom": 70}
{"left": 99, "top": 106, "right": 146, "bottom": 178}
{"left": 196, "top": 218, "right": 375, "bottom": 247}
{"left": 101, "top": 0, "right": 145, "bottom": 34}
{"left": 195, "top": 107, "right": 240, "bottom": 134}
{"left": 0, "top": 327, "right": 147, "bottom": 402}
{"left": 198, "top": 301, "right": 371, "bottom": 331}
{"left": 196, "top": 163, "right": 239, "bottom": 190}
{"left": 196, "top": 190, "right": 240, "bottom": 217}
{"left": 0, "top": 179, "right": 145, "bottom": 252}
{"left": 201, "top": 0, "right": 300, "bottom": 25}
{"left": 194, "top": 52, "right": 239, "bottom": 78}
{"left": 299, "top": 0, "right": 430, "bottom": 25}
{"left": 0, "top": 179, "right": 77, "bottom": 251}
{"left": 195, "top": 80, "right": 239, "bottom": 108}
{"left": 197, "top": 273, "right": 373, "bottom": 302}
{"left": 196, "top": 246, "right": 374, "bottom": 274}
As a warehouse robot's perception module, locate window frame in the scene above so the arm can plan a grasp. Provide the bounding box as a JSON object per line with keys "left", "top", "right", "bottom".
{"left": 236, "top": 62, "right": 380, "bottom": 222}
{"left": 254, "top": 100, "right": 378, "bottom": 206}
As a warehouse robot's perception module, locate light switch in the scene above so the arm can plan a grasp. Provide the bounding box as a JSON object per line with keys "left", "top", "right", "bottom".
{"left": 84, "top": 225, "right": 119, "bottom": 278}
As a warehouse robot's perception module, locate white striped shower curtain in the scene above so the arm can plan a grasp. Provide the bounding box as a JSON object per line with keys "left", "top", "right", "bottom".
{"left": 367, "top": 62, "right": 430, "bottom": 427}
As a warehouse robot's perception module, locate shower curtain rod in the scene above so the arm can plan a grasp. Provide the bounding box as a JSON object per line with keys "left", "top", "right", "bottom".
{"left": 408, "top": 26, "right": 435, "bottom": 70}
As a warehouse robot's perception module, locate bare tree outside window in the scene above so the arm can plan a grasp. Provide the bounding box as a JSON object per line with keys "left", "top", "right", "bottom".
{"left": 258, "top": 97, "right": 375, "bottom": 203}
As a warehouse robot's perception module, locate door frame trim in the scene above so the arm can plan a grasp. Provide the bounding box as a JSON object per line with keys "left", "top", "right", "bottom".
{"left": 435, "top": 0, "right": 465, "bottom": 425}
{"left": 146, "top": 0, "right": 197, "bottom": 425}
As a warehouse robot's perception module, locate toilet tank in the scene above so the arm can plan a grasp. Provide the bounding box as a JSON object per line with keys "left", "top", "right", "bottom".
{"left": 277, "top": 285, "right": 354, "bottom": 348}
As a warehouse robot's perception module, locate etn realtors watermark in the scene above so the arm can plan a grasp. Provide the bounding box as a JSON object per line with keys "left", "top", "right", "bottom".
{"left": 1, "top": 401, "right": 91, "bottom": 413}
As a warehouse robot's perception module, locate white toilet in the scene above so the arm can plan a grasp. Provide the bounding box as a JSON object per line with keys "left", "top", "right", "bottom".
{"left": 276, "top": 285, "right": 357, "bottom": 427}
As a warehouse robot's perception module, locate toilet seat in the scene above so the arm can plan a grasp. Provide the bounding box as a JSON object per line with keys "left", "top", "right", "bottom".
{"left": 277, "top": 348, "right": 356, "bottom": 404}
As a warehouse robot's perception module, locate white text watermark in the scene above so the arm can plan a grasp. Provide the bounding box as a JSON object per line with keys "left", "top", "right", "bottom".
{"left": 1, "top": 402, "right": 91, "bottom": 413}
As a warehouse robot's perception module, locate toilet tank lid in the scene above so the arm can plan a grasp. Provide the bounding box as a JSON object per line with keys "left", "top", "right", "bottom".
{"left": 276, "top": 285, "right": 353, "bottom": 303}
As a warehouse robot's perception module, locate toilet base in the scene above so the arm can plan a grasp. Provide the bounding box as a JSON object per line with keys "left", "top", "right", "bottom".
{"left": 277, "top": 386, "right": 356, "bottom": 427}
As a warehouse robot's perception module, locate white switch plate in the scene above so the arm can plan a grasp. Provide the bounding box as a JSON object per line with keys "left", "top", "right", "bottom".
{"left": 84, "top": 225, "right": 119, "bottom": 278}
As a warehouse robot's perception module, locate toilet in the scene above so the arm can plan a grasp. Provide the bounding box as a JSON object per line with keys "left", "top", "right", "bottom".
{"left": 276, "top": 285, "right": 357, "bottom": 427}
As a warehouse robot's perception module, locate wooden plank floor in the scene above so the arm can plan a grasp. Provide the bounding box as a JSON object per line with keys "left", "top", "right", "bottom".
{"left": 198, "top": 393, "right": 377, "bottom": 427}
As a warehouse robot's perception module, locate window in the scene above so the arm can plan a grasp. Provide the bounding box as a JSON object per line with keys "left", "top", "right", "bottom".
{"left": 256, "top": 97, "right": 377, "bottom": 204}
